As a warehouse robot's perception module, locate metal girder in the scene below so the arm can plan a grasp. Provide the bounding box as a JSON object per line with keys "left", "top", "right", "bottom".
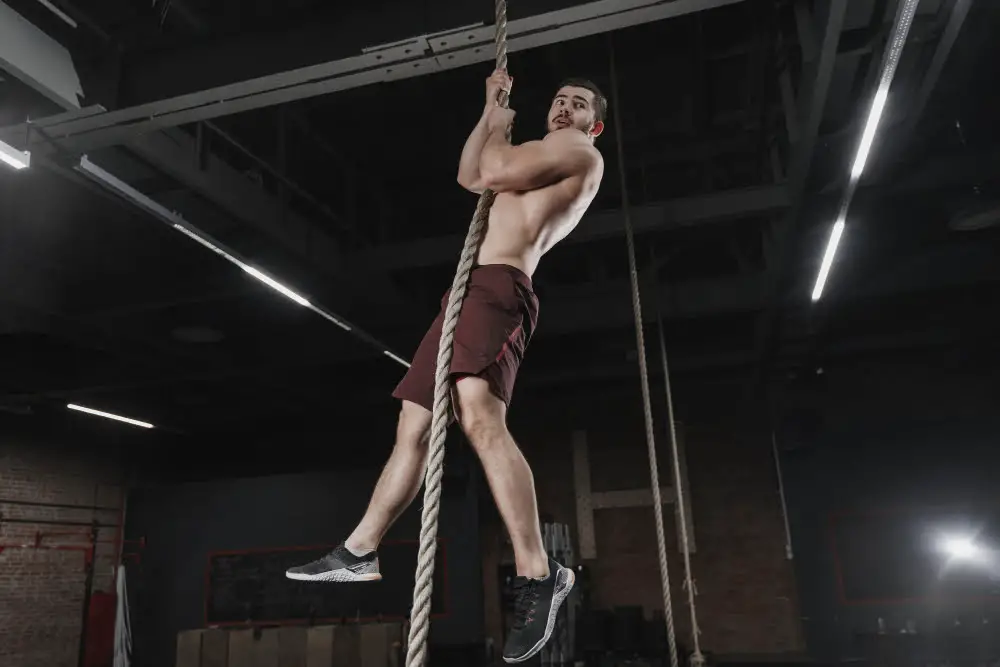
{"left": 893, "top": 0, "right": 972, "bottom": 153}
{"left": 355, "top": 185, "right": 789, "bottom": 271}
{"left": 0, "top": 1, "right": 83, "bottom": 109}
{"left": 116, "top": 129, "right": 416, "bottom": 317}
{"left": 3, "top": 0, "right": 744, "bottom": 156}
{"left": 73, "top": 155, "right": 414, "bottom": 368}
{"left": 752, "top": 0, "right": 849, "bottom": 374}
{"left": 785, "top": 0, "right": 849, "bottom": 196}
{"left": 0, "top": 5, "right": 417, "bottom": 332}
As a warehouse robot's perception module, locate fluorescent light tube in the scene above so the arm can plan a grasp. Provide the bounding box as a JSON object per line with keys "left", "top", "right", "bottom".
{"left": 811, "top": 0, "right": 920, "bottom": 301}
{"left": 174, "top": 224, "right": 311, "bottom": 308}
{"left": 0, "top": 140, "right": 30, "bottom": 170}
{"left": 77, "top": 156, "right": 408, "bottom": 368}
{"left": 383, "top": 350, "right": 411, "bottom": 368}
{"left": 67, "top": 403, "right": 154, "bottom": 429}
{"left": 850, "top": 88, "right": 889, "bottom": 180}
{"left": 811, "top": 218, "right": 845, "bottom": 302}
{"left": 311, "top": 307, "right": 352, "bottom": 331}
{"left": 241, "top": 265, "right": 310, "bottom": 307}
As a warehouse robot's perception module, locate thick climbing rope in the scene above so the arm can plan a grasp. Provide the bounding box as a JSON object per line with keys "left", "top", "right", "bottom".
{"left": 405, "top": 1, "right": 510, "bottom": 665}
{"left": 652, "top": 249, "right": 705, "bottom": 665}
{"left": 608, "top": 36, "right": 704, "bottom": 667}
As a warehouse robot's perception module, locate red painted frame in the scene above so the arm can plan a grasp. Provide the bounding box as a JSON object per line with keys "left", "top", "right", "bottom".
{"left": 202, "top": 538, "right": 450, "bottom": 628}
{"left": 827, "top": 506, "right": 1000, "bottom": 607}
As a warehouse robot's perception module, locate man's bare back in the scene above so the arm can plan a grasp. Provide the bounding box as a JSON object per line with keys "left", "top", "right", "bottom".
{"left": 457, "top": 71, "right": 606, "bottom": 277}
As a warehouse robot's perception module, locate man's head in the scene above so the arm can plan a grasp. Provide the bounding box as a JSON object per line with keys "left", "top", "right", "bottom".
{"left": 547, "top": 78, "right": 607, "bottom": 141}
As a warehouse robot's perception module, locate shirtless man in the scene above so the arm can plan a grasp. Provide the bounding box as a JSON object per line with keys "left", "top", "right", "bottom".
{"left": 287, "top": 70, "right": 605, "bottom": 663}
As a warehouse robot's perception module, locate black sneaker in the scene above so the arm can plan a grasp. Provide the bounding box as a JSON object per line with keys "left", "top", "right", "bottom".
{"left": 502, "top": 558, "right": 575, "bottom": 663}
{"left": 285, "top": 543, "right": 381, "bottom": 582}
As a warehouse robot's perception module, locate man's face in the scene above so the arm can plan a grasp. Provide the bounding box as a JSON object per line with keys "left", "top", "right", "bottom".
{"left": 546, "top": 85, "right": 603, "bottom": 138}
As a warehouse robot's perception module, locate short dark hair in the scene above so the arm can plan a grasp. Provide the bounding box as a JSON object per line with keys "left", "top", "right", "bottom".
{"left": 557, "top": 77, "right": 608, "bottom": 123}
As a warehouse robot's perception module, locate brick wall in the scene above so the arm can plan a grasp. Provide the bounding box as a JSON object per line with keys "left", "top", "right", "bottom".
{"left": 0, "top": 438, "right": 125, "bottom": 667}
{"left": 481, "top": 386, "right": 807, "bottom": 660}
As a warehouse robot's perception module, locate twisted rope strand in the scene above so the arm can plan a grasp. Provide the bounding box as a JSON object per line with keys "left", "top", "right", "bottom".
{"left": 607, "top": 35, "right": 680, "bottom": 667}
{"left": 405, "top": 2, "right": 508, "bottom": 665}
{"left": 654, "top": 274, "right": 705, "bottom": 667}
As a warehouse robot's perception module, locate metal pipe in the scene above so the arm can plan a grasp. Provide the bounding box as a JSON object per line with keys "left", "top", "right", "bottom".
{"left": 0, "top": 498, "right": 119, "bottom": 512}
{"left": 0, "top": 516, "right": 117, "bottom": 528}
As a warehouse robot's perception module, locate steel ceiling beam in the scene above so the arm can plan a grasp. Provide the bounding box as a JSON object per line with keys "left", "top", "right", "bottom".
{"left": 0, "top": 1, "right": 83, "bottom": 109}
{"left": 751, "top": 0, "right": 849, "bottom": 375}
{"left": 117, "top": 130, "right": 416, "bottom": 316}
{"left": 892, "top": 0, "right": 972, "bottom": 157}
{"left": 0, "top": 5, "right": 417, "bottom": 325}
{"left": 2, "top": 0, "right": 744, "bottom": 156}
{"left": 355, "top": 185, "right": 789, "bottom": 271}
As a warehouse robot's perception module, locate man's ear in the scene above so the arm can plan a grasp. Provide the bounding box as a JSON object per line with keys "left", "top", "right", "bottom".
{"left": 590, "top": 120, "right": 605, "bottom": 138}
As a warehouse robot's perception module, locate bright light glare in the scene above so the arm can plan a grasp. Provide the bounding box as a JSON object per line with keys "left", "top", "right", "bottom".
{"left": 172, "top": 224, "right": 312, "bottom": 308}
{"left": 0, "top": 140, "right": 30, "bottom": 170}
{"left": 810, "top": 0, "right": 919, "bottom": 302}
{"left": 941, "top": 536, "right": 982, "bottom": 561}
{"left": 812, "top": 218, "right": 845, "bottom": 301}
{"left": 67, "top": 403, "right": 154, "bottom": 429}
{"left": 241, "top": 265, "right": 311, "bottom": 307}
{"left": 851, "top": 89, "right": 889, "bottom": 179}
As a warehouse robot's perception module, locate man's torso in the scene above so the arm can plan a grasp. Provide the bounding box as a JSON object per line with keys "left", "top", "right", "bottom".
{"left": 476, "top": 140, "right": 602, "bottom": 277}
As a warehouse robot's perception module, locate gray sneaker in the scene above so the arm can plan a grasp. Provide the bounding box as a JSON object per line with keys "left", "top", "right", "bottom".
{"left": 285, "top": 543, "right": 381, "bottom": 582}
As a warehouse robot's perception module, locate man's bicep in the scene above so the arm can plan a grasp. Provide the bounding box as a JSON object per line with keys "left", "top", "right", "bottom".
{"left": 488, "top": 135, "right": 595, "bottom": 192}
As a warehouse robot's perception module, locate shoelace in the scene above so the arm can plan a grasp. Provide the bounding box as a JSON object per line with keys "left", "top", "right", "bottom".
{"left": 511, "top": 578, "right": 540, "bottom": 629}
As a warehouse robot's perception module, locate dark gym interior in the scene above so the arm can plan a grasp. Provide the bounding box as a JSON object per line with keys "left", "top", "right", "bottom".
{"left": 1, "top": 0, "right": 998, "bottom": 666}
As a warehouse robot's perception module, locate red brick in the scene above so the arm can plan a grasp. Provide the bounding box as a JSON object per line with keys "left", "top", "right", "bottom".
{"left": 481, "top": 417, "right": 806, "bottom": 660}
{"left": 0, "top": 443, "right": 123, "bottom": 667}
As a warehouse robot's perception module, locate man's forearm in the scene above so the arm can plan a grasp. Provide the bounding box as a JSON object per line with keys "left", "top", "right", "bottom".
{"left": 457, "top": 107, "right": 494, "bottom": 188}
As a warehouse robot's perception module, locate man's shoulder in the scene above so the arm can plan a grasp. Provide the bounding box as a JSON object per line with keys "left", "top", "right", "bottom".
{"left": 542, "top": 127, "right": 596, "bottom": 147}
{"left": 543, "top": 129, "right": 602, "bottom": 165}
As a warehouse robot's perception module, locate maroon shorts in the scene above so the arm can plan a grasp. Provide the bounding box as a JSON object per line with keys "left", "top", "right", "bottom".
{"left": 392, "top": 264, "right": 539, "bottom": 413}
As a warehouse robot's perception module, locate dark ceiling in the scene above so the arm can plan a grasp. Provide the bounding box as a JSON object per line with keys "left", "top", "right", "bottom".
{"left": 1, "top": 0, "right": 998, "bottom": 440}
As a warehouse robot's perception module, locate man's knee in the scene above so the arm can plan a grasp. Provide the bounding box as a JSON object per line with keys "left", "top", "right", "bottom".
{"left": 454, "top": 377, "right": 508, "bottom": 450}
{"left": 397, "top": 400, "right": 431, "bottom": 447}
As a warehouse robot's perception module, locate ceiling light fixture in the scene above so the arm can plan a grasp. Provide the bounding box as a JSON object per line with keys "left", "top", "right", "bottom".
{"left": 812, "top": 215, "right": 846, "bottom": 301}
{"left": 811, "top": 0, "right": 920, "bottom": 302}
{"left": 0, "top": 139, "right": 30, "bottom": 170}
{"left": 384, "top": 350, "right": 410, "bottom": 366}
{"left": 171, "top": 223, "right": 311, "bottom": 308}
{"left": 67, "top": 403, "right": 154, "bottom": 429}
{"left": 74, "top": 155, "right": 408, "bottom": 366}
{"left": 240, "top": 265, "right": 310, "bottom": 307}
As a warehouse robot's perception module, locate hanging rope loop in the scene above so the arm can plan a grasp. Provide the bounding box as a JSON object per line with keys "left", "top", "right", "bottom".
{"left": 608, "top": 34, "right": 705, "bottom": 667}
